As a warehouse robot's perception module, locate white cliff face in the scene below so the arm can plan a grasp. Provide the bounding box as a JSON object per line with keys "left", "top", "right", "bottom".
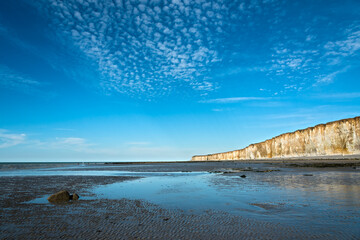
{"left": 192, "top": 117, "right": 360, "bottom": 161}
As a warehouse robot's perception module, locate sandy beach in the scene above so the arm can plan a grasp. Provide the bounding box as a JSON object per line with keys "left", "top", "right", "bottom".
{"left": 1, "top": 160, "right": 360, "bottom": 239}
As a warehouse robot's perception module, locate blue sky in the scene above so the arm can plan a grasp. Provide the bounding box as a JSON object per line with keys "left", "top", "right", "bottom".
{"left": 0, "top": 0, "right": 359, "bottom": 162}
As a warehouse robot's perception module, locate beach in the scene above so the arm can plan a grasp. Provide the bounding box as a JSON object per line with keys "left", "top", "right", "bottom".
{"left": 1, "top": 160, "right": 360, "bottom": 239}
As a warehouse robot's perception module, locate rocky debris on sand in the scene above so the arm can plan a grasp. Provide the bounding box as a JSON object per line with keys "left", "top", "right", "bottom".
{"left": 48, "top": 190, "right": 80, "bottom": 203}
{"left": 254, "top": 169, "right": 280, "bottom": 173}
{"left": 289, "top": 162, "right": 360, "bottom": 168}
{"left": 70, "top": 193, "right": 80, "bottom": 200}
{"left": 48, "top": 190, "right": 71, "bottom": 202}
{"left": 209, "top": 168, "right": 279, "bottom": 174}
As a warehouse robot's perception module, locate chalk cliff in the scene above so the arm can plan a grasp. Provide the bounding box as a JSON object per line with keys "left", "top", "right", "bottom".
{"left": 192, "top": 116, "right": 360, "bottom": 161}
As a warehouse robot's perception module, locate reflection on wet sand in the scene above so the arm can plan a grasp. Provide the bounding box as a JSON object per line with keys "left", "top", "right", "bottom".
{"left": 246, "top": 170, "right": 360, "bottom": 206}
{"left": 1, "top": 161, "right": 360, "bottom": 239}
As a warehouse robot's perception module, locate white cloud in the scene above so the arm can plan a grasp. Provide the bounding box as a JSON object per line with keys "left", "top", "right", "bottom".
{"left": 126, "top": 141, "right": 151, "bottom": 145}
{"left": 0, "top": 65, "right": 41, "bottom": 93}
{"left": 312, "top": 92, "right": 360, "bottom": 100}
{"left": 25, "top": 0, "right": 360, "bottom": 97}
{"left": 314, "top": 67, "right": 350, "bottom": 85}
{"left": 215, "top": 66, "right": 268, "bottom": 78}
{"left": 40, "top": 137, "right": 118, "bottom": 155}
{"left": 4, "top": 134, "right": 184, "bottom": 160}
{"left": 31, "top": 0, "right": 235, "bottom": 97}
{"left": 53, "top": 128, "right": 75, "bottom": 131}
{"left": 315, "top": 71, "right": 340, "bottom": 85}
{"left": 0, "top": 130, "right": 26, "bottom": 149}
{"left": 200, "top": 97, "right": 271, "bottom": 103}
{"left": 55, "top": 137, "right": 88, "bottom": 146}
{"left": 127, "top": 145, "right": 181, "bottom": 157}
{"left": 324, "top": 30, "right": 360, "bottom": 57}
{"left": 274, "top": 23, "right": 360, "bottom": 89}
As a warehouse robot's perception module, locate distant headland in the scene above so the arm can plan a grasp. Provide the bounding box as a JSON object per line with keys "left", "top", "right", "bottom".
{"left": 192, "top": 116, "right": 360, "bottom": 161}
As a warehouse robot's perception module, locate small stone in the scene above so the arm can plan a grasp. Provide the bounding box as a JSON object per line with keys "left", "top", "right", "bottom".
{"left": 240, "top": 175, "right": 246, "bottom": 178}
{"left": 163, "top": 218, "right": 170, "bottom": 221}
{"left": 48, "top": 190, "right": 71, "bottom": 203}
{"left": 72, "top": 193, "right": 80, "bottom": 200}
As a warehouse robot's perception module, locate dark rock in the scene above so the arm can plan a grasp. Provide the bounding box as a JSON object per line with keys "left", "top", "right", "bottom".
{"left": 240, "top": 175, "right": 246, "bottom": 178}
{"left": 303, "top": 174, "right": 313, "bottom": 176}
{"left": 163, "top": 218, "right": 170, "bottom": 221}
{"left": 48, "top": 190, "right": 71, "bottom": 202}
{"left": 72, "top": 193, "right": 80, "bottom": 200}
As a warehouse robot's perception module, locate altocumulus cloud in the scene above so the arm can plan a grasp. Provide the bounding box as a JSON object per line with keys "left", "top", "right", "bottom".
{"left": 28, "top": 0, "right": 360, "bottom": 97}
{"left": 268, "top": 25, "right": 360, "bottom": 88}
{"left": 32, "top": 0, "right": 234, "bottom": 97}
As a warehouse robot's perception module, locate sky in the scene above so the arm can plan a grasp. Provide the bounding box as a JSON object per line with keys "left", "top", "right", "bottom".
{"left": 0, "top": 0, "right": 360, "bottom": 162}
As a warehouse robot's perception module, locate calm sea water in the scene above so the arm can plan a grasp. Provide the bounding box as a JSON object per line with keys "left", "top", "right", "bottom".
{"left": 0, "top": 162, "right": 87, "bottom": 171}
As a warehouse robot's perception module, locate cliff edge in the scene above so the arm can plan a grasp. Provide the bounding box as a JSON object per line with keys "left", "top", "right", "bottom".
{"left": 192, "top": 116, "right": 360, "bottom": 161}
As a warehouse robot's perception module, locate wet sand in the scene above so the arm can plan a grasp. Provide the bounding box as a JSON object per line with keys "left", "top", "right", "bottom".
{"left": 1, "top": 160, "right": 360, "bottom": 239}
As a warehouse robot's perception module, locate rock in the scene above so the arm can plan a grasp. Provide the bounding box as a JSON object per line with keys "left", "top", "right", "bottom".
{"left": 240, "top": 175, "right": 246, "bottom": 178}
{"left": 48, "top": 190, "right": 71, "bottom": 203}
{"left": 303, "top": 174, "right": 313, "bottom": 176}
{"left": 72, "top": 193, "right": 80, "bottom": 200}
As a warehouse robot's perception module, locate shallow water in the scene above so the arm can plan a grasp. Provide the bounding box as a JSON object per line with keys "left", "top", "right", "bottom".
{"left": 3, "top": 162, "right": 360, "bottom": 237}
{"left": 91, "top": 171, "right": 360, "bottom": 234}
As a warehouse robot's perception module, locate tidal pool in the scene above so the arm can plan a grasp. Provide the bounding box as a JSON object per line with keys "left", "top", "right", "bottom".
{"left": 92, "top": 169, "right": 360, "bottom": 236}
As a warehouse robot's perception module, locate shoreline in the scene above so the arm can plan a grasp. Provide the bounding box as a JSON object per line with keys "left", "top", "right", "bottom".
{"left": 1, "top": 154, "right": 359, "bottom": 166}
{"left": 1, "top": 161, "right": 360, "bottom": 239}
{"left": 108, "top": 155, "right": 360, "bottom": 165}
